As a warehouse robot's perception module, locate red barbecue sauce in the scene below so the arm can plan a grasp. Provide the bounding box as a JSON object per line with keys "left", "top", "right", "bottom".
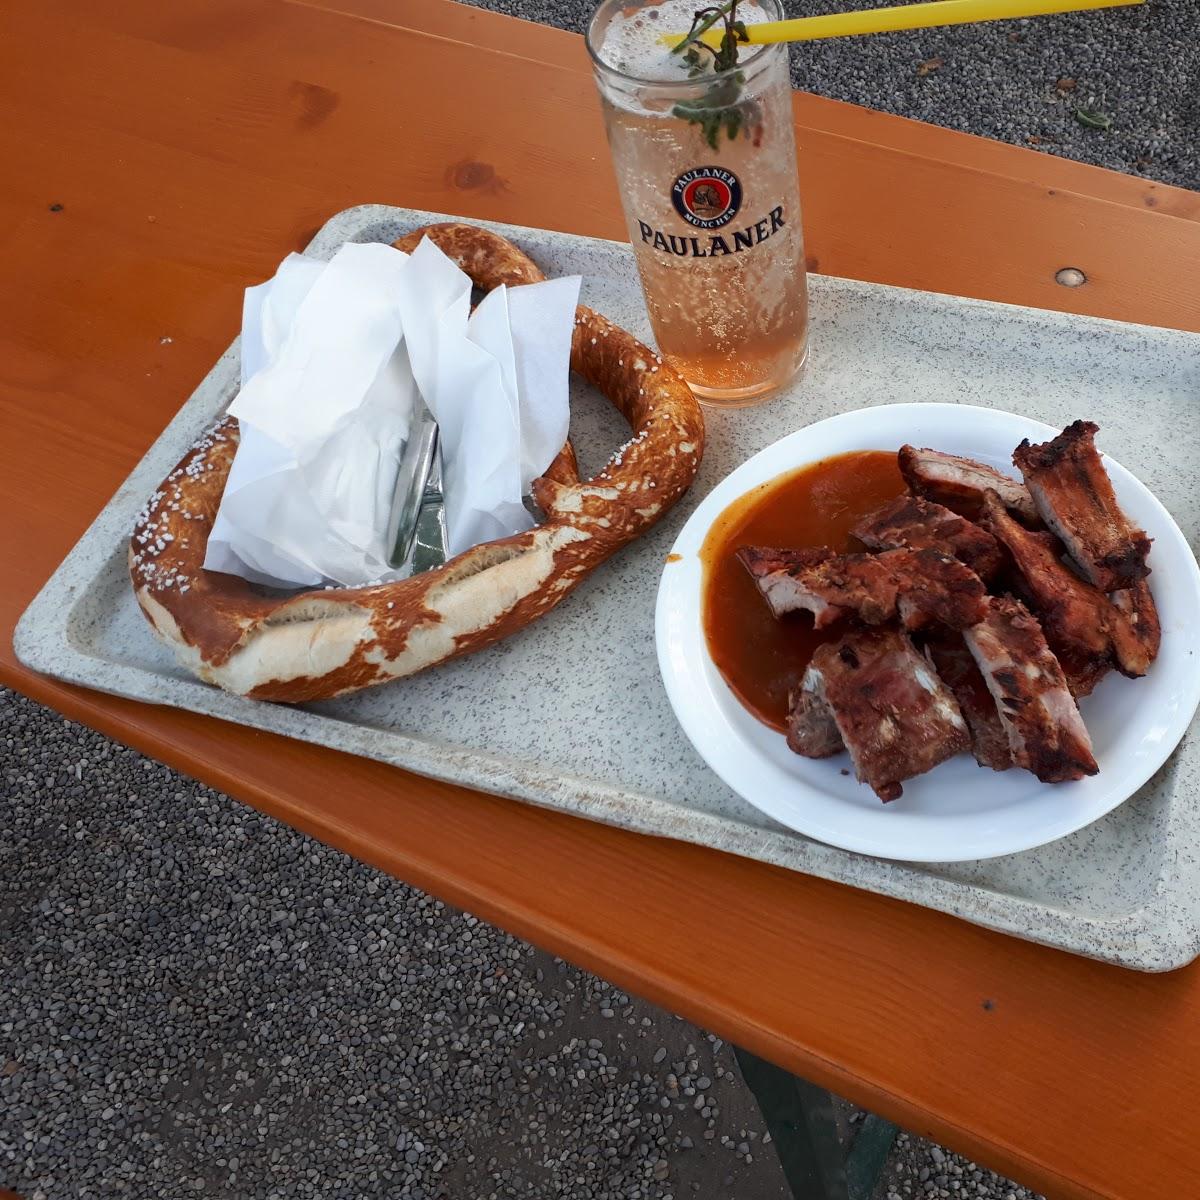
{"left": 700, "top": 451, "right": 905, "bottom": 731}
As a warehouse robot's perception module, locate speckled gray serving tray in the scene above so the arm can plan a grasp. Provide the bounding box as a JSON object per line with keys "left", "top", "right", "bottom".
{"left": 16, "top": 205, "right": 1200, "bottom": 971}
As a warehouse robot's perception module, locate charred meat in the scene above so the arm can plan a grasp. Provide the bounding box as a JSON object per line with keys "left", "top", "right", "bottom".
{"left": 734, "top": 546, "right": 837, "bottom": 622}
{"left": 726, "top": 421, "right": 1162, "bottom": 800}
{"left": 964, "top": 596, "right": 1098, "bottom": 783}
{"left": 736, "top": 546, "right": 895, "bottom": 628}
{"left": 786, "top": 667, "right": 845, "bottom": 758}
{"left": 853, "top": 494, "right": 1003, "bottom": 581}
{"left": 883, "top": 548, "right": 988, "bottom": 632}
{"left": 1110, "top": 578, "right": 1162, "bottom": 673}
{"left": 797, "top": 628, "right": 970, "bottom": 801}
{"left": 924, "top": 634, "right": 1012, "bottom": 771}
{"left": 1012, "top": 420, "right": 1151, "bottom": 591}
{"left": 899, "top": 444, "right": 1039, "bottom": 524}
{"left": 738, "top": 545, "right": 986, "bottom": 632}
{"left": 978, "top": 490, "right": 1154, "bottom": 692}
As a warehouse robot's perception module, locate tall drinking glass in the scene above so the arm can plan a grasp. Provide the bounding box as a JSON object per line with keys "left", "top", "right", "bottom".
{"left": 587, "top": 0, "right": 809, "bottom": 407}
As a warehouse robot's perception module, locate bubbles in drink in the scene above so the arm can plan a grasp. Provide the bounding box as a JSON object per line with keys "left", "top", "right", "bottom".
{"left": 596, "top": 0, "right": 772, "bottom": 82}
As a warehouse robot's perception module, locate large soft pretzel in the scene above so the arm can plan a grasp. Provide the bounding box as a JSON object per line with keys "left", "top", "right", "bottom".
{"left": 129, "top": 223, "right": 705, "bottom": 702}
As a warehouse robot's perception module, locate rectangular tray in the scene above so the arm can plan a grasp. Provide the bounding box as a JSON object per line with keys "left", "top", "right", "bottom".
{"left": 16, "top": 204, "right": 1200, "bottom": 971}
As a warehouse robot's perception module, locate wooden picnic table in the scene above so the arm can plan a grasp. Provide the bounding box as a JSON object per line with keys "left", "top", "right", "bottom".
{"left": 2, "top": 1, "right": 1199, "bottom": 1196}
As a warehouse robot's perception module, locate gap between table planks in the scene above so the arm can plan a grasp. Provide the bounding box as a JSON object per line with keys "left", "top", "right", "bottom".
{"left": 3, "top": 2, "right": 1200, "bottom": 1197}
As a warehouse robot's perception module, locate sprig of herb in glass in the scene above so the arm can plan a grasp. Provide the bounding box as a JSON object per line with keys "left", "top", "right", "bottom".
{"left": 668, "top": 2, "right": 758, "bottom": 150}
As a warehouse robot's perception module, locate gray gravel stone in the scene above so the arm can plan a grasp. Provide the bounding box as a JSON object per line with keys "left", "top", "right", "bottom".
{"left": 0, "top": 677, "right": 1045, "bottom": 1200}
{"left": 465, "top": 0, "right": 1198, "bottom": 189}
{"left": 0, "top": 689, "right": 784, "bottom": 1200}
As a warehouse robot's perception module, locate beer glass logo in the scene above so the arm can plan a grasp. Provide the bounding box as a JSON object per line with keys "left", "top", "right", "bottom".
{"left": 671, "top": 167, "right": 743, "bottom": 230}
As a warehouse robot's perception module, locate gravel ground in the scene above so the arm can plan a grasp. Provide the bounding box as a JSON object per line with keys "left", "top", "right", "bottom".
{"left": 466, "top": 0, "right": 1199, "bottom": 190}
{"left": 0, "top": 687, "right": 1041, "bottom": 1199}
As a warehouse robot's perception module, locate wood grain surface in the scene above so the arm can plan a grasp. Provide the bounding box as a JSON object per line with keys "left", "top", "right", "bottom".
{"left": 3, "top": 2, "right": 1200, "bottom": 1197}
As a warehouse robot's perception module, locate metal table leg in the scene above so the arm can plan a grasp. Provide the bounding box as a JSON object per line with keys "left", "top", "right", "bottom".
{"left": 733, "top": 1046, "right": 898, "bottom": 1200}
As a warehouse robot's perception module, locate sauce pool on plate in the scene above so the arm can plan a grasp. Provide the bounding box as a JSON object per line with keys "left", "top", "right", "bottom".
{"left": 700, "top": 450, "right": 904, "bottom": 731}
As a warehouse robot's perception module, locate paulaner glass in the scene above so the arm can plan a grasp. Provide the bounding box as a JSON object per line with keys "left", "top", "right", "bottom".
{"left": 587, "top": 0, "right": 809, "bottom": 406}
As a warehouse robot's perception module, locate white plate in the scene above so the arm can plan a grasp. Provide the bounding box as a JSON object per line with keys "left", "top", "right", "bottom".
{"left": 656, "top": 403, "right": 1200, "bottom": 863}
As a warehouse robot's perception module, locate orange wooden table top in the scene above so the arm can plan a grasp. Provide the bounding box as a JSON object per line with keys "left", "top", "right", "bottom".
{"left": 3, "top": 2, "right": 1199, "bottom": 1197}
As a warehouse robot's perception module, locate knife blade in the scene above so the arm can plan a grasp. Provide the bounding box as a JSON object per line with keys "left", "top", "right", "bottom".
{"left": 410, "top": 445, "right": 448, "bottom": 574}
{"left": 385, "top": 403, "right": 440, "bottom": 570}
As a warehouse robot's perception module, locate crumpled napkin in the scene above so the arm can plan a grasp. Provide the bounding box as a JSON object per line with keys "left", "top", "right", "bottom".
{"left": 204, "top": 236, "right": 581, "bottom": 589}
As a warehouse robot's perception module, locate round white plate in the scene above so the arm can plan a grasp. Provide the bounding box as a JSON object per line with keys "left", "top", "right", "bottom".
{"left": 656, "top": 403, "right": 1200, "bottom": 862}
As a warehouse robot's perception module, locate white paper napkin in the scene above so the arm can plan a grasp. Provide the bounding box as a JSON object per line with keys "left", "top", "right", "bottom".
{"left": 204, "top": 237, "right": 580, "bottom": 588}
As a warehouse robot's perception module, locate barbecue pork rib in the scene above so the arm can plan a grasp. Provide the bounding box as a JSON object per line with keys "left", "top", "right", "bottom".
{"left": 786, "top": 669, "right": 845, "bottom": 758}
{"left": 977, "top": 489, "right": 1156, "bottom": 693}
{"left": 1110, "top": 578, "right": 1162, "bottom": 667}
{"left": 885, "top": 548, "right": 989, "bottom": 632}
{"left": 737, "top": 545, "right": 986, "bottom": 632}
{"left": 1012, "top": 420, "right": 1151, "bottom": 591}
{"left": 963, "top": 596, "right": 1098, "bottom": 783}
{"left": 794, "top": 628, "right": 970, "bottom": 801}
{"left": 899, "top": 445, "right": 1039, "bottom": 524}
{"left": 735, "top": 546, "right": 893, "bottom": 628}
{"left": 852, "top": 494, "right": 1003, "bottom": 581}
{"left": 924, "top": 634, "right": 1012, "bottom": 771}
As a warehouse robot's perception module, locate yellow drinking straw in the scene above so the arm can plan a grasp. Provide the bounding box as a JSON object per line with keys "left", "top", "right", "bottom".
{"left": 661, "top": 0, "right": 1144, "bottom": 48}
